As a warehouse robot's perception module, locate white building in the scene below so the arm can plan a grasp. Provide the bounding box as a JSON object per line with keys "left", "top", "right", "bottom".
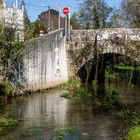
{"left": 1, "top": 0, "right": 24, "bottom": 41}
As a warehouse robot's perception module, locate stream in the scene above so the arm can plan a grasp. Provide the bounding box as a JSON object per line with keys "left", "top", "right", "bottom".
{"left": 0, "top": 79, "right": 140, "bottom": 140}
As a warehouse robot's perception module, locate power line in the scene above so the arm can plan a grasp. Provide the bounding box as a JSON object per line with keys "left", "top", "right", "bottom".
{"left": 6, "top": 0, "right": 49, "bottom": 8}
{"left": 24, "top": 2, "right": 49, "bottom": 8}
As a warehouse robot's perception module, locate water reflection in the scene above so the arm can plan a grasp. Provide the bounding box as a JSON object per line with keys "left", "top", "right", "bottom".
{"left": 11, "top": 90, "right": 68, "bottom": 128}
{"left": 0, "top": 80, "right": 140, "bottom": 140}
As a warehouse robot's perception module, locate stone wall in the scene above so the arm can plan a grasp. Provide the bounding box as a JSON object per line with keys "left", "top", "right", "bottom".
{"left": 67, "top": 28, "right": 140, "bottom": 76}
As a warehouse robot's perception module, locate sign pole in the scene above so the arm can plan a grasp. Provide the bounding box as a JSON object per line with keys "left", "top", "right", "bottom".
{"left": 63, "top": 7, "right": 70, "bottom": 40}
{"left": 68, "top": 6, "right": 71, "bottom": 41}
{"left": 65, "top": 15, "right": 67, "bottom": 39}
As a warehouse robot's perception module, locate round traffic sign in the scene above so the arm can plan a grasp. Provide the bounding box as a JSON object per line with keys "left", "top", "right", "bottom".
{"left": 63, "top": 7, "right": 69, "bottom": 15}
{"left": 39, "top": 29, "right": 44, "bottom": 33}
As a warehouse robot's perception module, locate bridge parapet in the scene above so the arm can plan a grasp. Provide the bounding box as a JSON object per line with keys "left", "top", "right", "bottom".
{"left": 70, "top": 28, "right": 140, "bottom": 43}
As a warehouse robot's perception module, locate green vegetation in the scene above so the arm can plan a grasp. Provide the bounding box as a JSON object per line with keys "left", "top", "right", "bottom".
{"left": 105, "top": 65, "right": 120, "bottom": 78}
{"left": 60, "top": 79, "right": 81, "bottom": 90}
{"left": 115, "top": 65, "right": 140, "bottom": 71}
{"left": 0, "top": 23, "right": 25, "bottom": 96}
{"left": 95, "top": 86, "right": 122, "bottom": 109}
{"left": 3, "top": 81, "right": 14, "bottom": 97}
{"left": 118, "top": 107, "right": 140, "bottom": 140}
{"left": 74, "top": 87, "right": 91, "bottom": 99}
{"left": 53, "top": 128, "right": 77, "bottom": 140}
{"left": 60, "top": 79, "right": 91, "bottom": 100}
{"left": 21, "top": 126, "right": 42, "bottom": 137}
{"left": 118, "top": 107, "right": 140, "bottom": 125}
{"left": 0, "top": 117, "right": 18, "bottom": 134}
{"left": 105, "top": 72, "right": 120, "bottom": 79}
{"left": 118, "top": 107, "right": 135, "bottom": 120}
{"left": 122, "top": 0, "right": 140, "bottom": 28}
{"left": 126, "top": 126, "right": 140, "bottom": 140}
{"left": 60, "top": 92, "right": 71, "bottom": 99}
{"left": 60, "top": 87, "right": 91, "bottom": 100}
{"left": 78, "top": 0, "right": 113, "bottom": 29}
{"left": 92, "top": 80, "right": 97, "bottom": 87}
{"left": 70, "top": 13, "right": 81, "bottom": 29}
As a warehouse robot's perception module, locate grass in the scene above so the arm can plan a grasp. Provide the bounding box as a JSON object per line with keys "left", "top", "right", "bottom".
{"left": 115, "top": 65, "right": 140, "bottom": 71}
{"left": 105, "top": 72, "right": 120, "bottom": 78}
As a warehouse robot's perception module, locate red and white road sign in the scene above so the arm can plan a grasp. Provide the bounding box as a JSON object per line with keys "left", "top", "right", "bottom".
{"left": 63, "top": 7, "right": 69, "bottom": 15}
{"left": 39, "top": 29, "right": 45, "bottom": 36}
{"left": 39, "top": 29, "right": 44, "bottom": 34}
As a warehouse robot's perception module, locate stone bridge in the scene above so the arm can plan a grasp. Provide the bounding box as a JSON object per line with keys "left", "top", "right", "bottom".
{"left": 9, "top": 28, "right": 140, "bottom": 92}
{"left": 67, "top": 28, "right": 140, "bottom": 82}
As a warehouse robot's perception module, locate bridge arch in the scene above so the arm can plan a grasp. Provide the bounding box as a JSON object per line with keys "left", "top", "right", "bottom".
{"left": 77, "top": 52, "right": 140, "bottom": 83}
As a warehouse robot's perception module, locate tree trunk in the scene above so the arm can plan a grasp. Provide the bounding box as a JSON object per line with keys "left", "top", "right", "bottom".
{"left": 94, "top": 34, "right": 98, "bottom": 81}
{"left": 128, "top": 62, "right": 134, "bottom": 86}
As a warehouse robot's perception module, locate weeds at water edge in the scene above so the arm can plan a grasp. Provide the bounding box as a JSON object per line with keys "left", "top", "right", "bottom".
{"left": 0, "top": 117, "right": 18, "bottom": 134}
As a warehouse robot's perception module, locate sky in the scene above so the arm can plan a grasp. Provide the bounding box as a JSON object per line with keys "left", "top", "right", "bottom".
{"left": 5, "top": 0, "right": 122, "bottom": 22}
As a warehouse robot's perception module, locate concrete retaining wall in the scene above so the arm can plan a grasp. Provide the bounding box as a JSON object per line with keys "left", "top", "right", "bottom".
{"left": 23, "top": 29, "right": 68, "bottom": 91}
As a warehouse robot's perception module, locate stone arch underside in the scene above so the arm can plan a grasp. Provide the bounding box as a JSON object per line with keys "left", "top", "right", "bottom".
{"left": 77, "top": 53, "right": 140, "bottom": 83}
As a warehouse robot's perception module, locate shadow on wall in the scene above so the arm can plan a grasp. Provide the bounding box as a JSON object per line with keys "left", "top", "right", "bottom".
{"left": 8, "top": 58, "right": 28, "bottom": 94}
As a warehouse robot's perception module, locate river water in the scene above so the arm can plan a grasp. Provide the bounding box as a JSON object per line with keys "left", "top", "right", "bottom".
{"left": 0, "top": 80, "right": 140, "bottom": 140}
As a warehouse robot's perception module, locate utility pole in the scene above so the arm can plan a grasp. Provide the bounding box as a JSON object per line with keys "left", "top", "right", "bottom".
{"left": 55, "top": 4, "right": 61, "bottom": 29}
{"left": 15, "top": 0, "right": 18, "bottom": 8}
{"left": 58, "top": 6, "right": 60, "bottom": 29}
{"left": 48, "top": 6, "right": 50, "bottom": 30}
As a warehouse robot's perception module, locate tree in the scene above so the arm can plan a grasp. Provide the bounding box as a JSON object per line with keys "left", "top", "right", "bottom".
{"left": 22, "top": 1, "right": 31, "bottom": 40}
{"left": 78, "top": 0, "right": 113, "bottom": 29}
{"left": 121, "top": 0, "right": 140, "bottom": 27}
{"left": 108, "top": 10, "right": 126, "bottom": 28}
{"left": 70, "top": 12, "right": 81, "bottom": 29}
{"left": 0, "top": 24, "right": 25, "bottom": 96}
